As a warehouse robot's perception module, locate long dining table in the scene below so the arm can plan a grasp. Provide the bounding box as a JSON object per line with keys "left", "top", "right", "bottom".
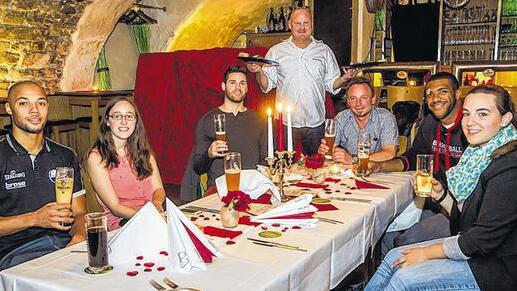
{"left": 0, "top": 171, "right": 414, "bottom": 291}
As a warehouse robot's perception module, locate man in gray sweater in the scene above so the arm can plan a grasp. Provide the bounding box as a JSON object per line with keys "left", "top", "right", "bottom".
{"left": 192, "top": 66, "right": 267, "bottom": 187}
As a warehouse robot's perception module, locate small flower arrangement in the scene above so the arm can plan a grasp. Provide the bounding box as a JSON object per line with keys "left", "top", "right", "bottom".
{"left": 221, "top": 191, "right": 251, "bottom": 212}
{"left": 305, "top": 153, "right": 325, "bottom": 169}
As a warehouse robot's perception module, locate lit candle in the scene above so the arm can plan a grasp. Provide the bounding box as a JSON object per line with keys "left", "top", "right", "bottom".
{"left": 267, "top": 108, "right": 274, "bottom": 158}
{"left": 277, "top": 103, "right": 284, "bottom": 151}
{"left": 286, "top": 106, "right": 293, "bottom": 152}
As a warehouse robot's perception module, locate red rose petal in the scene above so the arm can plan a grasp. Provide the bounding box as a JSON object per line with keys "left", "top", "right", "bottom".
{"left": 261, "top": 226, "right": 268, "bottom": 230}
{"left": 216, "top": 218, "right": 220, "bottom": 221}
{"left": 144, "top": 262, "right": 155, "bottom": 267}
{"left": 272, "top": 223, "right": 280, "bottom": 227}
{"left": 159, "top": 251, "right": 169, "bottom": 256}
{"left": 226, "top": 240, "right": 236, "bottom": 245}
{"left": 136, "top": 256, "right": 144, "bottom": 260}
{"left": 292, "top": 226, "right": 302, "bottom": 229}
{"left": 135, "top": 263, "right": 141, "bottom": 266}
{"left": 144, "top": 268, "right": 152, "bottom": 272}
{"left": 190, "top": 217, "right": 198, "bottom": 221}
{"left": 199, "top": 214, "right": 205, "bottom": 218}
{"left": 281, "top": 229, "right": 287, "bottom": 232}
{"left": 126, "top": 271, "right": 138, "bottom": 276}
{"left": 203, "top": 217, "right": 210, "bottom": 221}
{"left": 345, "top": 191, "right": 352, "bottom": 194}
{"left": 157, "top": 266, "right": 165, "bottom": 271}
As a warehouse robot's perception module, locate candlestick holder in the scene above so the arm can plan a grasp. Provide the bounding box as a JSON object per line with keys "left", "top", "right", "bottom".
{"left": 266, "top": 150, "right": 295, "bottom": 202}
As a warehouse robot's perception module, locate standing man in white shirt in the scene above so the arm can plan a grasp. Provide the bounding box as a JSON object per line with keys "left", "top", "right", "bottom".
{"left": 247, "top": 7, "right": 357, "bottom": 155}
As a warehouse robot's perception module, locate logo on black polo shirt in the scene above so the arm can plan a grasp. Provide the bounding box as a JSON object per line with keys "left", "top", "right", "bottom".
{"left": 49, "top": 169, "right": 56, "bottom": 183}
{"left": 4, "top": 170, "right": 26, "bottom": 190}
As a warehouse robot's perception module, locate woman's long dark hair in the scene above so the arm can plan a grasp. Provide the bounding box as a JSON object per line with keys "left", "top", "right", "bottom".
{"left": 85, "top": 97, "right": 153, "bottom": 180}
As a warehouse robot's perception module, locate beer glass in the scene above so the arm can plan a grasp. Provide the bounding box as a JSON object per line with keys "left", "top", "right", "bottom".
{"left": 356, "top": 130, "right": 371, "bottom": 176}
{"left": 224, "top": 152, "right": 241, "bottom": 192}
{"left": 415, "top": 154, "right": 434, "bottom": 197}
{"left": 55, "top": 167, "right": 74, "bottom": 204}
{"left": 214, "top": 114, "right": 226, "bottom": 142}
{"left": 84, "top": 213, "right": 112, "bottom": 274}
{"left": 324, "top": 119, "right": 336, "bottom": 160}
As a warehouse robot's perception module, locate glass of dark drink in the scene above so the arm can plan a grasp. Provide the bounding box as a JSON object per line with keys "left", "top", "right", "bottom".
{"left": 84, "top": 212, "right": 112, "bottom": 274}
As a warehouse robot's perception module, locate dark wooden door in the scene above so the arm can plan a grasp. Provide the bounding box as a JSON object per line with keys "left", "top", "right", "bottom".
{"left": 314, "top": 0, "right": 353, "bottom": 66}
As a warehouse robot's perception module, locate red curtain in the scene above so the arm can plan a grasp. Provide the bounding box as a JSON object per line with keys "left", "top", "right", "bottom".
{"left": 134, "top": 48, "right": 335, "bottom": 184}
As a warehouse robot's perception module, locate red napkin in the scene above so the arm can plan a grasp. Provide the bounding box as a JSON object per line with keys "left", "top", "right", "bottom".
{"left": 203, "top": 226, "right": 242, "bottom": 239}
{"left": 355, "top": 179, "right": 389, "bottom": 189}
{"left": 184, "top": 223, "right": 214, "bottom": 263}
{"left": 205, "top": 186, "right": 218, "bottom": 196}
{"left": 325, "top": 177, "right": 341, "bottom": 183}
{"left": 251, "top": 193, "right": 272, "bottom": 205}
{"left": 293, "top": 182, "right": 329, "bottom": 189}
{"left": 239, "top": 216, "right": 261, "bottom": 226}
{"left": 311, "top": 203, "right": 339, "bottom": 211}
{"left": 268, "top": 212, "right": 315, "bottom": 219}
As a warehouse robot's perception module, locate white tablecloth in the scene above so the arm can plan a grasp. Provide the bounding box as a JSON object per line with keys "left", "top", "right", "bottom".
{"left": 0, "top": 172, "right": 414, "bottom": 291}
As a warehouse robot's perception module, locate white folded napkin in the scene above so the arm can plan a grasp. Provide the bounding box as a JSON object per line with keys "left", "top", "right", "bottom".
{"left": 387, "top": 197, "right": 425, "bottom": 232}
{"left": 215, "top": 169, "right": 280, "bottom": 204}
{"left": 251, "top": 194, "right": 319, "bottom": 228}
{"left": 166, "top": 199, "right": 222, "bottom": 273}
{"left": 108, "top": 202, "right": 168, "bottom": 265}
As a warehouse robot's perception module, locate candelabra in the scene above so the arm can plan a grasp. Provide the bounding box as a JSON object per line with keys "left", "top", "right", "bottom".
{"left": 265, "top": 150, "right": 295, "bottom": 202}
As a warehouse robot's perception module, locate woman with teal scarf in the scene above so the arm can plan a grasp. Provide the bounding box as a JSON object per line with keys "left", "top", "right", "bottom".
{"left": 366, "top": 85, "right": 517, "bottom": 291}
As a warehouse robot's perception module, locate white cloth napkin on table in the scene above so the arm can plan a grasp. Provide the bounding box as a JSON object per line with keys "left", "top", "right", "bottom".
{"left": 215, "top": 169, "right": 280, "bottom": 204}
{"left": 166, "top": 199, "right": 222, "bottom": 273}
{"left": 108, "top": 202, "right": 168, "bottom": 265}
{"left": 251, "top": 194, "right": 319, "bottom": 228}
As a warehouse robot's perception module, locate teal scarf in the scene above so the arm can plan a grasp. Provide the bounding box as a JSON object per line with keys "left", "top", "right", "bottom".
{"left": 447, "top": 124, "right": 517, "bottom": 203}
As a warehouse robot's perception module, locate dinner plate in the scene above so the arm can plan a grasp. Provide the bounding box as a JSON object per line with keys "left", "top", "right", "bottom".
{"left": 237, "top": 56, "right": 279, "bottom": 66}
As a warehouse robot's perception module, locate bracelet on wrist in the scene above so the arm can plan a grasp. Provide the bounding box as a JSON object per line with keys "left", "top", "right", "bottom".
{"left": 435, "top": 189, "right": 448, "bottom": 204}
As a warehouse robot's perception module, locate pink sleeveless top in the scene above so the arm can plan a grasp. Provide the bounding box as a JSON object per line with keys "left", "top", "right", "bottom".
{"left": 93, "top": 150, "right": 154, "bottom": 230}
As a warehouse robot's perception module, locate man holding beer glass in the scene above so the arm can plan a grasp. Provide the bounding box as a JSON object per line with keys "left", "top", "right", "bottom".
{"left": 192, "top": 66, "right": 267, "bottom": 187}
{"left": 0, "top": 81, "right": 86, "bottom": 270}
{"left": 318, "top": 77, "right": 398, "bottom": 167}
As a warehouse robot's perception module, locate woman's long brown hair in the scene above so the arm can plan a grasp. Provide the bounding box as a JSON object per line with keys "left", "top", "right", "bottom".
{"left": 85, "top": 97, "right": 153, "bottom": 179}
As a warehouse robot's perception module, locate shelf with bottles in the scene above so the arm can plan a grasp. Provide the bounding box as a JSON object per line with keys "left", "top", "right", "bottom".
{"left": 446, "top": 21, "right": 497, "bottom": 27}
{"left": 443, "top": 25, "right": 497, "bottom": 46}
{"left": 498, "top": 47, "right": 517, "bottom": 60}
{"left": 443, "top": 3, "right": 498, "bottom": 25}
{"left": 442, "top": 48, "right": 495, "bottom": 66}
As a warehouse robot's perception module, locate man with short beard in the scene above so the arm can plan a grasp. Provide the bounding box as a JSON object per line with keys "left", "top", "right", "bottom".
{"left": 369, "top": 72, "right": 468, "bottom": 255}
{"left": 247, "top": 7, "right": 357, "bottom": 156}
{"left": 192, "top": 66, "right": 267, "bottom": 187}
{"left": 317, "top": 77, "right": 398, "bottom": 163}
{"left": 0, "top": 81, "right": 86, "bottom": 270}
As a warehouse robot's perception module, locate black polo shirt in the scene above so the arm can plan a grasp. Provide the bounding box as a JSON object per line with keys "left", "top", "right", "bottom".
{"left": 0, "top": 134, "right": 85, "bottom": 259}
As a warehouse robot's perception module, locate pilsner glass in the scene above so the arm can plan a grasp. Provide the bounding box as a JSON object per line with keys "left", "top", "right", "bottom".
{"left": 214, "top": 114, "right": 226, "bottom": 142}
{"left": 415, "top": 154, "right": 434, "bottom": 197}
{"left": 324, "top": 119, "right": 336, "bottom": 160}
{"left": 84, "top": 213, "right": 112, "bottom": 274}
{"left": 224, "top": 152, "right": 241, "bottom": 192}
{"left": 356, "top": 130, "right": 370, "bottom": 176}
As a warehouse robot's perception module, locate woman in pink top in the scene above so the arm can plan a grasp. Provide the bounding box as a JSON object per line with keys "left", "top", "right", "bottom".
{"left": 85, "top": 97, "right": 166, "bottom": 230}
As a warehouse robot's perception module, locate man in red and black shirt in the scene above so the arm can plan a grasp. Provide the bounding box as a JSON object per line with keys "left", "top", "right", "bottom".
{"left": 371, "top": 72, "right": 468, "bottom": 254}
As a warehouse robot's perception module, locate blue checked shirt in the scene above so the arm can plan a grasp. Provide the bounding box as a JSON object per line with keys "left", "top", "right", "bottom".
{"left": 334, "top": 107, "right": 399, "bottom": 155}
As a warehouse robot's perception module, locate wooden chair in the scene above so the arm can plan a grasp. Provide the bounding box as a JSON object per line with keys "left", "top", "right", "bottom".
{"left": 45, "top": 120, "right": 80, "bottom": 154}
{"left": 386, "top": 86, "right": 425, "bottom": 110}
{"left": 75, "top": 116, "right": 101, "bottom": 156}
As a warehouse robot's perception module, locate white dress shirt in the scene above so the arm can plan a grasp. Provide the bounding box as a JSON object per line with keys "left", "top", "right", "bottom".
{"left": 263, "top": 36, "right": 341, "bottom": 128}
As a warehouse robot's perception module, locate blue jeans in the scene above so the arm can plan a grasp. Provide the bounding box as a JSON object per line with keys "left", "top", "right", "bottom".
{"left": 0, "top": 233, "right": 71, "bottom": 271}
{"left": 366, "top": 238, "right": 480, "bottom": 291}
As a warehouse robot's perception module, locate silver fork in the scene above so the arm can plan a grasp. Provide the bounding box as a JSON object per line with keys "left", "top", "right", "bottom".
{"left": 150, "top": 279, "right": 172, "bottom": 291}
{"left": 163, "top": 277, "right": 202, "bottom": 291}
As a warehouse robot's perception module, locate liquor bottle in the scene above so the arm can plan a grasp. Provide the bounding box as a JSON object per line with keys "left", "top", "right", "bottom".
{"left": 267, "top": 8, "right": 277, "bottom": 32}
{"left": 278, "top": 7, "right": 286, "bottom": 32}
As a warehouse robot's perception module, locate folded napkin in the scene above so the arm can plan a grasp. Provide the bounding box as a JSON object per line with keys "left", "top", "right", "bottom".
{"left": 108, "top": 202, "right": 168, "bottom": 266}
{"left": 355, "top": 179, "right": 389, "bottom": 189}
{"left": 167, "top": 199, "right": 222, "bottom": 273}
{"left": 239, "top": 216, "right": 261, "bottom": 226}
{"left": 252, "top": 193, "right": 273, "bottom": 205}
{"left": 216, "top": 169, "right": 280, "bottom": 204}
{"left": 293, "top": 182, "right": 329, "bottom": 189}
{"left": 251, "top": 194, "right": 319, "bottom": 228}
{"left": 310, "top": 203, "right": 339, "bottom": 211}
{"left": 203, "top": 226, "right": 242, "bottom": 239}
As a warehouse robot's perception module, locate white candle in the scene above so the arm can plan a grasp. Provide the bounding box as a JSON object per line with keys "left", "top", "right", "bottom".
{"left": 286, "top": 106, "right": 293, "bottom": 152}
{"left": 267, "top": 108, "right": 274, "bottom": 158}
